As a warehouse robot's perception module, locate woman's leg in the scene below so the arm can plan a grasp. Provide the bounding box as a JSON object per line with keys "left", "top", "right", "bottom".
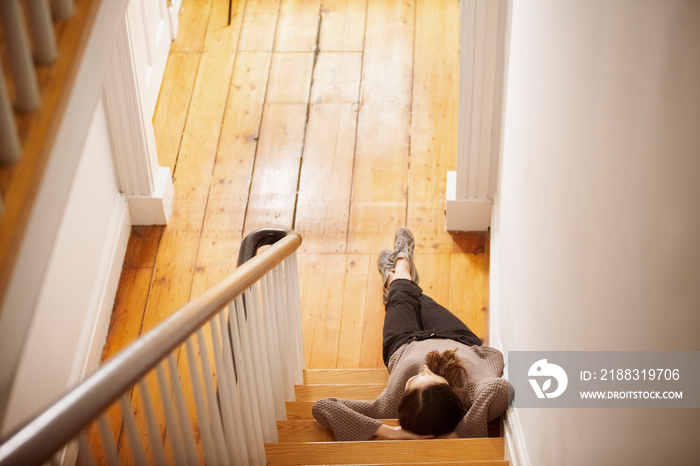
{"left": 381, "top": 259, "right": 424, "bottom": 366}
{"left": 394, "top": 257, "right": 482, "bottom": 347}
{"left": 389, "top": 258, "right": 463, "bottom": 332}
{"left": 390, "top": 256, "right": 413, "bottom": 283}
{"left": 418, "top": 294, "right": 482, "bottom": 346}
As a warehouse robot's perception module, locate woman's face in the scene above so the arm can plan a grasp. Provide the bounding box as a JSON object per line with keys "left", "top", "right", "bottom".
{"left": 405, "top": 365, "right": 448, "bottom": 391}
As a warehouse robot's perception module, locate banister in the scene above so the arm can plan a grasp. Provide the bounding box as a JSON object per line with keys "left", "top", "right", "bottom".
{"left": 238, "top": 227, "right": 295, "bottom": 266}
{"left": 0, "top": 229, "right": 302, "bottom": 465}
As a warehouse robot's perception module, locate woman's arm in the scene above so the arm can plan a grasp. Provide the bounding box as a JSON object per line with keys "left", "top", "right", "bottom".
{"left": 434, "top": 431, "right": 459, "bottom": 439}
{"left": 312, "top": 364, "right": 415, "bottom": 441}
{"left": 455, "top": 378, "right": 511, "bottom": 438}
{"left": 312, "top": 397, "right": 385, "bottom": 441}
{"left": 374, "top": 424, "right": 433, "bottom": 440}
{"left": 313, "top": 398, "right": 434, "bottom": 441}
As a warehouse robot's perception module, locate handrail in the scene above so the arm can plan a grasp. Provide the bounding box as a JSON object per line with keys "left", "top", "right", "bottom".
{"left": 238, "top": 227, "right": 294, "bottom": 266}
{"left": 0, "top": 229, "right": 302, "bottom": 465}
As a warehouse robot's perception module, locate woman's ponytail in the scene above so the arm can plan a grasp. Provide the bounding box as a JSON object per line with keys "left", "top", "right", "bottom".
{"left": 425, "top": 349, "right": 468, "bottom": 392}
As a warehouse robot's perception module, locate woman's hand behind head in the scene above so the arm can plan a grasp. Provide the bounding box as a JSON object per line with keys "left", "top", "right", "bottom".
{"left": 375, "top": 424, "right": 434, "bottom": 440}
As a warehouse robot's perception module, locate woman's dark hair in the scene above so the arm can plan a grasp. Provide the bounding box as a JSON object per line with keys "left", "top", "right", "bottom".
{"left": 397, "top": 349, "right": 467, "bottom": 436}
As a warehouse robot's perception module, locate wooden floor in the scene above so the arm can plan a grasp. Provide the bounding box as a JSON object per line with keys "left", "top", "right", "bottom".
{"left": 102, "top": 0, "right": 489, "bottom": 371}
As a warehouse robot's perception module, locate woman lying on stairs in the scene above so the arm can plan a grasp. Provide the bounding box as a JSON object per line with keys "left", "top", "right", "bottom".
{"left": 312, "top": 227, "right": 514, "bottom": 441}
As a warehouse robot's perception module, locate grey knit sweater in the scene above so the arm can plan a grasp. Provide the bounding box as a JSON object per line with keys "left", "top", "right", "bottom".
{"left": 312, "top": 339, "right": 513, "bottom": 441}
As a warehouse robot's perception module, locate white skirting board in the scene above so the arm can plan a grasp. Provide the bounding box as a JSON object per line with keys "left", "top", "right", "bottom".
{"left": 503, "top": 405, "right": 532, "bottom": 466}
{"left": 445, "top": 170, "right": 492, "bottom": 231}
{"left": 127, "top": 166, "right": 174, "bottom": 225}
{"left": 491, "top": 337, "right": 531, "bottom": 466}
{"left": 60, "top": 194, "right": 130, "bottom": 466}
{"left": 71, "top": 193, "right": 130, "bottom": 384}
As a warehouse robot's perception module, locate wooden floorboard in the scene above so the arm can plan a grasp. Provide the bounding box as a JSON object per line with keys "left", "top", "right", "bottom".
{"left": 346, "top": 0, "right": 415, "bottom": 253}
{"left": 275, "top": 0, "right": 320, "bottom": 52}
{"left": 409, "top": 0, "right": 460, "bottom": 254}
{"left": 238, "top": 0, "right": 281, "bottom": 52}
{"left": 318, "top": 0, "right": 367, "bottom": 52}
{"left": 295, "top": 103, "right": 357, "bottom": 253}
{"left": 102, "top": 0, "right": 484, "bottom": 392}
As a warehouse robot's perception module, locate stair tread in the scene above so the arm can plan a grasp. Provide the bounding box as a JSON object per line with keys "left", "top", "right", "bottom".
{"left": 285, "top": 402, "right": 502, "bottom": 436}
{"left": 283, "top": 372, "right": 505, "bottom": 463}
{"left": 295, "top": 383, "right": 386, "bottom": 401}
{"left": 291, "top": 462, "right": 508, "bottom": 466}
{"left": 265, "top": 438, "right": 505, "bottom": 465}
{"left": 277, "top": 419, "right": 399, "bottom": 443}
{"left": 286, "top": 401, "right": 317, "bottom": 419}
{"left": 304, "top": 369, "right": 390, "bottom": 384}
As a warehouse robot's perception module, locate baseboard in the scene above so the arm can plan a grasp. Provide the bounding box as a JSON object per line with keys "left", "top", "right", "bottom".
{"left": 128, "top": 166, "right": 174, "bottom": 225}
{"left": 503, "top": 406, "right": 531, "bottom": 466}
{"left": 445, "top": 171, "right": 492, "bottom": 231}
{"left": 72, "top": 194, "right": 130, "bottom": 383}
{"left": 494, "top": 336, "right": 531, "bottom": 466}
{"left": 57, "top": 194, "right": 130, "bottom": 465}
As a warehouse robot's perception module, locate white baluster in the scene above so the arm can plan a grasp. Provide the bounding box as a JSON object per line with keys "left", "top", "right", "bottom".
{"left": 230, "top": 296, "right": 266, "bottom": 463}
{"left": 0, "top": 0, "right": 41, "bottom": 111}
{"left": 78, "top": 432, "right": 97, "bottom": 466}
{"left": 166, "top": 354, "right": 199, "bottom": 465}
{"left": 214, "top": 312, "right": 250, "bottom": 464}
{"left": 137, "top": 379, "right": 167, "bottom": 466}
{"left": 0, "top": 61, "right": 21, "bottom": 164}
{"left": 51, "top": 0, "right": 75, "bottom": 20}
{"left": 273, "top": 264, "right": 294, "bottom": 400}
{"left": 286, "top": 253, "right": 306, "bottom": 382}
{"left": 246, "top": 286, "right": 278, "bottom": 442}
{"left": 97, "top": 414, "right": 120, "bottom": 466}
{"left": 185, "top": 339, "right": 220, "bottom": 465}
{"left": 155, "top": 363, "right": 188, "bottom": 465}
{"left": 120, "top": 395, "right": 148, "bottom": 466}
{"left": 26, "top": 0, "right": 57, "bottom": 64}
{"left": 196, "top": 328, "right": 231, "bottom": 465}
{"left": 261, "top": 274, "right": 286, "bottom": 419}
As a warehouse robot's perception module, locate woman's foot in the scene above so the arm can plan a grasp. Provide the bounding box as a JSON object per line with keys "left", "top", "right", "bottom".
{"left": 394, "top": 227, "right": 419, "bottom": 285}
{"left": 391, "top": 257, "right": 413, "bottom": 282}
{"left": 381, "top": 258, "right": 415, "bottom": 305}
{"left": 377, "top": 249, "right": 396, "bottom": 305}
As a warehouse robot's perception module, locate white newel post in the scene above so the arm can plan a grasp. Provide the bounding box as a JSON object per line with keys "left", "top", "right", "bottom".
{"left": 103, "top": 11, "right": 174, "bottom": 225}
{"left": 446, "top": 0, "right": 508, "bottom": 232}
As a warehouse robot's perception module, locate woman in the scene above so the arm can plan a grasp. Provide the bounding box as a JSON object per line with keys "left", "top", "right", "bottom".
{"left": 312, "top": 227, "right": 514, "bottom": 441}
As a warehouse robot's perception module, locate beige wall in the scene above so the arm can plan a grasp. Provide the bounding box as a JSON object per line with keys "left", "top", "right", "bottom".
{"left": 491, "top": 1, "right": 700, "bottom": 464}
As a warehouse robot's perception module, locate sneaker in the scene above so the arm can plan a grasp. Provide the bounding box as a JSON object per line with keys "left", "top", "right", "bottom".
{"left": 393, "top": 227, "right": 419, "bottom": 285}
{"left": 377, "top": 249, "right": 396, "bottom": 305}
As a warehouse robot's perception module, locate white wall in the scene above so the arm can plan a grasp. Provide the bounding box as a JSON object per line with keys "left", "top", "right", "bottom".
{"left": 1, "top": 98, "right": 130, "bottom": 434}
{"left": 491, "top": 1, "right": 700, "bottom": 464}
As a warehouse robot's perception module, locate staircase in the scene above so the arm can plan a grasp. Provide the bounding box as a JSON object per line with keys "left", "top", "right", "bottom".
{"left": 0, "top": 229, "right": 506, "bottom": 465}
{"left": 265, "top": 369, "right": 508, "bottom": 465}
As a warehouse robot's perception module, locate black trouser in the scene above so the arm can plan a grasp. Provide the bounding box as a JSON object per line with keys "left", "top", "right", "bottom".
{"left": 382, "top": 279, "right": 482, "bottom": 367}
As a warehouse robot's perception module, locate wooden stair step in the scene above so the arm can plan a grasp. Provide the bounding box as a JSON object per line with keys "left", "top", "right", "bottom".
{"left": 290, "top": 463, "right": 508, "bottom": 466}
{"left": 277, "top": 419, "right": 399, "bottom": 443}
{"left": 303, "top": 369, "right": 390, "bottom": 385}
{"left": 295, "top": 383, "right": 385, "bottom": 401}
{"left": 286, "top": 401, "right": 315, "bottom": 420}
{"left": 285, "top": 403, "right": 503, "bottom": 437}
{"left": 264, "top": 438, "right": 505, "bottom": 465}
